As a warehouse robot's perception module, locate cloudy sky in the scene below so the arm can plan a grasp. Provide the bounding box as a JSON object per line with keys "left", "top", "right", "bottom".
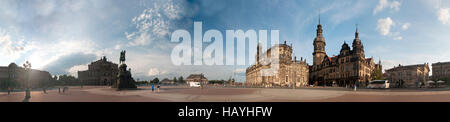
{"left": 1, "top": 0, "right": 450, "bottom": 82}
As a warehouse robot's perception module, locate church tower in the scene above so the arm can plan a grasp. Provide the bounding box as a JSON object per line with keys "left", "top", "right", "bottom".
{"left": 256, "top": 42, "right": 262, "bottom": 65}
{"left": 313, "top": 11, "right": 326, "bottom": 65}
{"left": 352, "top": 24, "right": 365, "bottom": 58}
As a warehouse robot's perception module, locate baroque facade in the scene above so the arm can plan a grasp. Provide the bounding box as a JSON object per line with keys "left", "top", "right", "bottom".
{"left": 310, "top": 17, "right": 381, "bottom": 87}
{"left": 78, "top": 56, "right": 118, "bottom": 86}
{"left": 432, "top": 61, "right": 450, "bottom": 81}
{"left": 385, "top": 63, "right": 429, "bottom": 88}
{"left": 0, "top": 63, "right": 52, "bottom": 89}
{"left": 246, "top": 41, "right": 309, "bottom": 87}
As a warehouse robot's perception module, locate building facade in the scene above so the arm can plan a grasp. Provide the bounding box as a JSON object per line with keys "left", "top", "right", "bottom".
{"left": 185, "top": 74, "right": 208, "bottom": 85}
{"left": 385, "top": 63, "right": 430, "bottom": 88}
{"left": 78, "top": 56, "right": 119, "bottom": 86}
{"left": 432, "top": 61, "right": 450, "bottom": 81}
{"left": 160, "top": 78, "right": 175, "bottom": 85}
{"left": 0, "top": 63, "right": 52, "bottom": 89}
{"left": 310, "top": 18, "right": 381, "bottom": 87}
{"left": 246, "top": 41, "right": 309, "bottom": 87}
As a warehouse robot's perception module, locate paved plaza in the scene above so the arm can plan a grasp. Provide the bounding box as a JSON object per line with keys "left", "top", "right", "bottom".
{"left": 2, "top": 86, "right": 450, "bottom": 102}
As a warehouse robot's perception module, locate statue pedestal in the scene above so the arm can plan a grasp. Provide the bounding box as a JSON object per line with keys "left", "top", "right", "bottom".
{"left": 113, "top": 64, "right": 137, "bottom": 90}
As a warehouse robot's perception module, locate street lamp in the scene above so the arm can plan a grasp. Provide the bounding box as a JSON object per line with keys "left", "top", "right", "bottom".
{"left": 23, "top": 61, "right": 32, "bottom": 99}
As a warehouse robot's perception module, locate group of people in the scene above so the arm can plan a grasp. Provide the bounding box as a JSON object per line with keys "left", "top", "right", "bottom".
{"left": 151, "top": 84, "right": 161, "bottom": 93}
{"left": 58, "top": 87, "right": 69, "bottom": 93}
{"left": 5, "top": 87, "right": 69, "bottom": 95}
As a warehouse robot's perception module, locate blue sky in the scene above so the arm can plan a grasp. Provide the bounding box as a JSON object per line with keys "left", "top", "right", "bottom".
{"left": 1, "top": 0, "right": 450, "bottom": 82}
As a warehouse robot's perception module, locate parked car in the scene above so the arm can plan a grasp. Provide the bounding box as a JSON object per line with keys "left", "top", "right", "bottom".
{"left": 367, "top": 80, "right": 390, "bottom": 89}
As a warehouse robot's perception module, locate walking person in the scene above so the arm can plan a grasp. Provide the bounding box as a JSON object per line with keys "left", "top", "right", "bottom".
{"left": 58, "top": 87, "right": 61, "bottom": 93}
{"left": 152, "top": 84, "right": 154, "bottom": 92}
{"left": 157, "top": 84, "right": 160, "bottom": 93}
{"left": 43, "top": 87, "right": 47, "bottom": 94}
{"left": 7, "top": 87, "right": 11, "bottom": 95}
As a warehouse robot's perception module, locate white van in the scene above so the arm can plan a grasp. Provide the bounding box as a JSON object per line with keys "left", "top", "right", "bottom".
{"left": 189, "top": 82, "right": 201, "bottom": 88}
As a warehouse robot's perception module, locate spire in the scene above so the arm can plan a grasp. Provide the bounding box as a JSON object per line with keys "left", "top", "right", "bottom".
{"left": 316, "top": 9, "right": 323, "bottom": 37}
{"left": 355, "top": 24, "right": 359, "bottom": 39}
{"left": 378, "top": 57, "right": 381, "bottom": 64}
{"left": 318, "top": 9, "right": 321, "bottom": 25}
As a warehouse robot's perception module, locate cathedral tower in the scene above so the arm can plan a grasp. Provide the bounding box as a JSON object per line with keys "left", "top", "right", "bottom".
{"left": 256, "top": 42, "right": 262, "bottom": 65}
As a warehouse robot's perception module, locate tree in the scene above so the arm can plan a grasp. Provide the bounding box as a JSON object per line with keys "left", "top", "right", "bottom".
{"left": 151, "top": 78, "right": 160, "bottom": 84}
{"left": 173, "top": 77, "right": 177, "bottom": 83}
{"left": 178, "top": 76, "right": 184, "bottom": 84}
{"left": 370, "top": 68, "right": 385, "bottom": 81}
{"left": 57, "top": 74, "right": 77, "bottom": 86}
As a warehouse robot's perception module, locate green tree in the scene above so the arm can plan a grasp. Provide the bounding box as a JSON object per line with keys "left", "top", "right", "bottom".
{"left": 371, "top": 68, "right": 385, "bottom": 81}
{"left": 173, "top": 77, "right": 177, "bottom": 83}
{"left": 57, "top": 74, "right": 78, "bottom": 86}
{"left": 151, "top": 78, "right": 160, "bottom": 84}
{"left": 178, "top": 76, "right": 184, "bottom": 84}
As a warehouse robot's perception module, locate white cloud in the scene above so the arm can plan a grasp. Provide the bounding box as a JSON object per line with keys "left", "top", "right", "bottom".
{"left": 128, "top": 31, "right": 151, "bottom": 46}
{"left": 402, "top": 23, "right": 411, "bottom": 30}
{"left": 27, "top": 39, "right": 98, "bottom": 69}
{"left": 373, "top": 0, "right": 401, "bottom": 14}
{"left": 114, "top": 44, "right": 121, "bottom": 50}
{"left": 147, "top": 68, "right": 167, "bottom": 76}
{"left": 127, "top": 0, "right": 187, "bottom": 47}
{"left": 377, "top": 17, "right": 395, "bottom": 36}
{"left": 67, "top": 64, "right": 88, "bottom": 77}
{"left": 438, "top": 8, "right": 450, "bottom": 24}
{"left": 0, "top": 29, "right": 32, "bottom": 63}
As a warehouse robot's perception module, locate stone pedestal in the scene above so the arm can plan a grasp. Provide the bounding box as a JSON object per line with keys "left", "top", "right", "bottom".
{"left": 113, "top": 64, "right": 137, "bottom": 90}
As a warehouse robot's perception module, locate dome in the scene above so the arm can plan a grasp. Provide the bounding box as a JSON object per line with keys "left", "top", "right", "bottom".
{"left": 8, "top": 63, "right": 18, "bottom": 68}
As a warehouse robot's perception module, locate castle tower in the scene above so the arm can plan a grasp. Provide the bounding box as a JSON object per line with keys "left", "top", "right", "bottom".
{"left": 313, "top": 10, "right": 326, "bottom": 65}
{"left": 352, "top": 24, "right": 365, "bottom": 58}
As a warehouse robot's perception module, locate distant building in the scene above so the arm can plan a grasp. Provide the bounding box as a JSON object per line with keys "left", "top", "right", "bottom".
{"left": 0, "top": 63, "right": 52, "bottom": 88}
{"left": 160, "top": 78, "right": 175, "bottom": 85}
{"left": 432, "top": 61, "right": 450, "bottom": 81}
{"left": 78, "top": 56, "right": 118, "bottom": 85}
{"left": 246, "top": 41, "right": 309, "bottom": 87}
{"left": 185, "top": 74, "right": 208, "bottom": 85}
{"left": 385, "top": 63, "right": 430, "bottom": 88}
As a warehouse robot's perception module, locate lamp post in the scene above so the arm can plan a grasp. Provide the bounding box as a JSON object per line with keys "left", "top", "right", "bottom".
{"left": 23, "top": 61, "right": 32, "bottom": 99}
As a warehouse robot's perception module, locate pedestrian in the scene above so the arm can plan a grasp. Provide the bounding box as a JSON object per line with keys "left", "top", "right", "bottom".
{"left": 152, "top": 84, "right": 154, "bottom": 92}
{"left": 43, "top": 87, "right": 47, "bottom": 94}
{"left": 58, "top": 87, "right": 61, "bottom": 93}
{"left": 7, "top": 87, "right": 11, "bottom": 95}
{"left": 157, "top": 84, "right": 160, "bottom": 93}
